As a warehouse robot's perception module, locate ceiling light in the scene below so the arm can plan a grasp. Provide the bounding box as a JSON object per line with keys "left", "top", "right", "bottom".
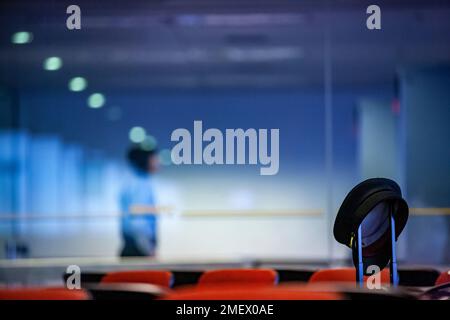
{"left": 129, "top": 126, "right": 146, "bottom": 143}
{"left": 43, "top": 57, "right": 63, "bottom": 71}
{"left": 140, "top": 135, "right": 157, "bottom": 151}
{"left": 88, "top": 93, "right": 105, "bottom": 108}
{"left": 11, "top": 31, "right": 33, "bottom": 44}
{"left": 159, "top": 149, "right": 172, "bottom": 166}
{"left": 68, "top": 77, "right": 87, "bottom": 92}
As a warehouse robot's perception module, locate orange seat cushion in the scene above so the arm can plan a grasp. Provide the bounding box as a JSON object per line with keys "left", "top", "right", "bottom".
{"left": 309, "top": 267, "right": 390, "bottom": 285}
{"left": 0, "top": 287, "right": 90, "bottom": 300}
{"left": 435, "top": 270, "right": 450, "bottom": 286}
{"left": 164, "top": 285, "right": 343, "bottom": 300}
{"left": 198, "top": 269, "right": 278, "bottom": 287}
{"left": 101, "top": 270, "right": 173, "bottom": 288}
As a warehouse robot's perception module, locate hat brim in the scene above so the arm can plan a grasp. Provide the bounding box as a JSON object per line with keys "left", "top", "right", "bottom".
{"left": 333, "top": 178, "right": 409, "bottom": 273}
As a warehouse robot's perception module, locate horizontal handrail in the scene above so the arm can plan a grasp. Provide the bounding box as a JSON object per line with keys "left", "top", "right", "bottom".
{"left": 0, "top": 207, "right": 448, "bottom": 221}
{"left": 0, "top": 208, "right": 322, "bottom": 220}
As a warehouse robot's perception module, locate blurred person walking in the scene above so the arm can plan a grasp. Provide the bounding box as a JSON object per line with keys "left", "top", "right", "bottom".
{"left": 119, "top": 146, "right": 160, "bottom": 257}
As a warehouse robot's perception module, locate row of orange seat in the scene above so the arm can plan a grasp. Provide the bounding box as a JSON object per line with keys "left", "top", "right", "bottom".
{"left": 1, "top": 267, "right": 449, "bottom": 300}
{"left": 99, "top": 267, "right": 450, "bottom": 288}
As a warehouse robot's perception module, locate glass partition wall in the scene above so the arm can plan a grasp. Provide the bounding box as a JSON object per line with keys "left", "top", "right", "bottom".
{"left": 0, "top": 1, "right": 449, "bottom": 267}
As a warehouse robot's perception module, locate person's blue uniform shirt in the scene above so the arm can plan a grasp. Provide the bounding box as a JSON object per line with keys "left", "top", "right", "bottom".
{"left": 120, "top": 171, "right": 157, "bottom": 256}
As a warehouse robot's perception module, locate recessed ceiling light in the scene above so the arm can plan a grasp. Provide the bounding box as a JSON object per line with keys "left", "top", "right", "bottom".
{"left": 129, "top": 126, "right": 146, "bottom": 143}
{"left": 68, "top": 77, "right": 87, "bottom": 92}
{"left": 159, "top": 149, "right": 173, "bottom": 166}
{"left": 140, "top": 135, "right": 157, "bottom": 151}
{"left": 88, "top": 93, "right": 105, "bottom": 108}
{"left": 11, "top": 31, "right": 33, "bottom": 44}
{"left": 43, "top": 57, "right": 63, "bottom": 71}
{"left": 107, "top": 106, "right": 122, "bottom": 121}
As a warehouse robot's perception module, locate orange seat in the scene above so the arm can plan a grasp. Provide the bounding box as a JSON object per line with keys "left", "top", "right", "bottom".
{"left": 101, "top": 270, "right": 173, "bottom": 288}
{"left": 309, "top": 268, "right": 390, "bottom": 286}
{"left": 164, "top": 285, "right": 343, "bottom": 300}
{"left": 435, "top": 270, "right": 450, "bottom": 286}
{"left": 198, "top": 269, "right": 278, "bottom": 287}
{"left": 0, "top": 287, "right": 90, "bottom": 300}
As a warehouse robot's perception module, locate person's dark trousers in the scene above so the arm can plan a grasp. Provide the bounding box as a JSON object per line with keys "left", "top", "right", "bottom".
{"left": 120, "top": 234, "right": 156, "bottom": 257}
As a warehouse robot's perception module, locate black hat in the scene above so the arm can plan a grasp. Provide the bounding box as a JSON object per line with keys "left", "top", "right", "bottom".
{"left": 333, "top": 178, "right": 409, "bottom": 275}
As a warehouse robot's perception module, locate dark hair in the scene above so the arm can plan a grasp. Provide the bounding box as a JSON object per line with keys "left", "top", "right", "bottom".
{"left": 127, "top": 146, "right": 158, "bottom": 173}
